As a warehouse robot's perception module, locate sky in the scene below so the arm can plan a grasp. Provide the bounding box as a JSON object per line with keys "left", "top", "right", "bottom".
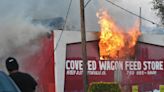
{"left": 0, "top": 0, "right": 159, "bottom": 30}
{"left": 65, "top": 0, "right": 160, "bottom": 31}
{"left": 5, "top": 0, "right": 158, "bottom": 31}
{"left": 0, "top": 0, "right": 160, "bottom": 59}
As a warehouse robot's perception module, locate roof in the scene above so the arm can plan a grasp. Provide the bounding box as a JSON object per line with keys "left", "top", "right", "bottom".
{"left": 53, "top": 30, "right": 164, "bottom": 46}
{"left": 139, "top": 34, "right": 164, "bottom": 47}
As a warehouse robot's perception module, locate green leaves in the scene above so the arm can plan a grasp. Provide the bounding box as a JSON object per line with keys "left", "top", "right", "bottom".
{"left": 152, "top": 0, "right": 164, "bottom": 24}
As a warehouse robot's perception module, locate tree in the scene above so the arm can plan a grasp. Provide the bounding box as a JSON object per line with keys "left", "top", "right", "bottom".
{"left": 153, "top": 0, "right": 164, "bottom": 24}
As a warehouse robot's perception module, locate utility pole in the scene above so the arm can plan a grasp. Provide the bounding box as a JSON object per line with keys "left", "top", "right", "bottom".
{"left": 80, "top": 0, "right": 88, "bottom": 92}
{"left": 139, "top": 7, "right": 142, "bottom": 31}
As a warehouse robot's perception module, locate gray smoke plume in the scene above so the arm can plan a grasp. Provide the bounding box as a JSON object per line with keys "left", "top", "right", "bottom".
{"left": 0, "top": 0, "right": 160, "bottom": 60}
{"left": 0, "top": 16, "right": 48, "bottom": 57}
{"left": 0, "top": 0, "right": 53, "bottom": 70}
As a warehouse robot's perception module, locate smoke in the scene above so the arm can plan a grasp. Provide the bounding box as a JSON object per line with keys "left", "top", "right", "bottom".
{"left": 0, "top": 0, "right": 159, "bottom": 59}
{"left": 0, "top": 17, "right": 48, "bottom": 57}
{"left": 0, "top": 0, "right": 54, "bottom": 64}
{"left": 7, "top": 0, "right": 157, "bottom": 32}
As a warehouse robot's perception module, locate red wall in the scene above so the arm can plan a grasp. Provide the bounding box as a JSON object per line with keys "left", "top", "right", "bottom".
{"left": 65, "top": 41, "right": 114, "bottom": 92}
{"left": 22, "top": 33, "right": 55, "bottom": 92}
{"left": 65, "top": 41, "right": 164, "bottom": 92}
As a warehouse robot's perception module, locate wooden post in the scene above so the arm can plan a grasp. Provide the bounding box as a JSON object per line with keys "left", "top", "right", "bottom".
{"left": 80, "top": 0, "right": 88, "bottom": 92}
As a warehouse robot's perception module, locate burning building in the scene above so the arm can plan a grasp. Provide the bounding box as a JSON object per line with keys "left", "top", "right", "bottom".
{"left": 54, "top": 30, "right": 164, "bottom": 92}
{"left": 7, "top": 9, "right": 163, "bottom": 92}
{"left": 53, "top": 10, "right": 164, "bottom": 92}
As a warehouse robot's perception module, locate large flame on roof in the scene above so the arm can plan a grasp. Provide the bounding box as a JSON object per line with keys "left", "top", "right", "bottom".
{"left": 97, "top": 10, "right": 141, "bottom": 60}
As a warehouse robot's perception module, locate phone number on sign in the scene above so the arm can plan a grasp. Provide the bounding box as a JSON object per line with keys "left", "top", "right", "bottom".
{"left": 126, "top": 70, "right": 157, "bottom": 75}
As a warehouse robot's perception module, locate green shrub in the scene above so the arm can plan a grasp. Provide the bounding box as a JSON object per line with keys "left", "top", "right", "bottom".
{"left": 88, "top": 82, "right": 121, "bottom": 92}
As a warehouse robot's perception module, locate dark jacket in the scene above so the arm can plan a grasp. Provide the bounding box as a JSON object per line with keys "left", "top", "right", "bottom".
{"left": 10, "top": 72, "right": 37, "bottom": 92}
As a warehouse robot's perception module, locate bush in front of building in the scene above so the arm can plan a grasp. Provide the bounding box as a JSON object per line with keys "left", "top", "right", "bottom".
{"left": 88, "top": 82, "right": 121, "bottom": 92}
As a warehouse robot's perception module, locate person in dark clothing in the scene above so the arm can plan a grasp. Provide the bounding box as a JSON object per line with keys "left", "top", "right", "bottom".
{"left": 6, "top": 57, "right": 37, "bottom": 92}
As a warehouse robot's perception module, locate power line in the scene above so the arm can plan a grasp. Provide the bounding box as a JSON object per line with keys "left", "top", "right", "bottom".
{"left": 38, "top": 0, "right": 73, "bottom": 75}
{"left": 105, "top": 0, "right": 163, "bottom": 27}
{"left": 54, "top": 0, "right": 73, "bottom": 52}
{"left": 54, "top": 0, "right": 92, "bottom": 51}
{"left": 85, "top": 0, "right": 92, "bottom": 8}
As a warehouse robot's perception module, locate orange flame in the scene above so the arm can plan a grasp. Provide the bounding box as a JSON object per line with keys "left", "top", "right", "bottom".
{"left": 97, "top": 10, "right": 141, "bottom": 60}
